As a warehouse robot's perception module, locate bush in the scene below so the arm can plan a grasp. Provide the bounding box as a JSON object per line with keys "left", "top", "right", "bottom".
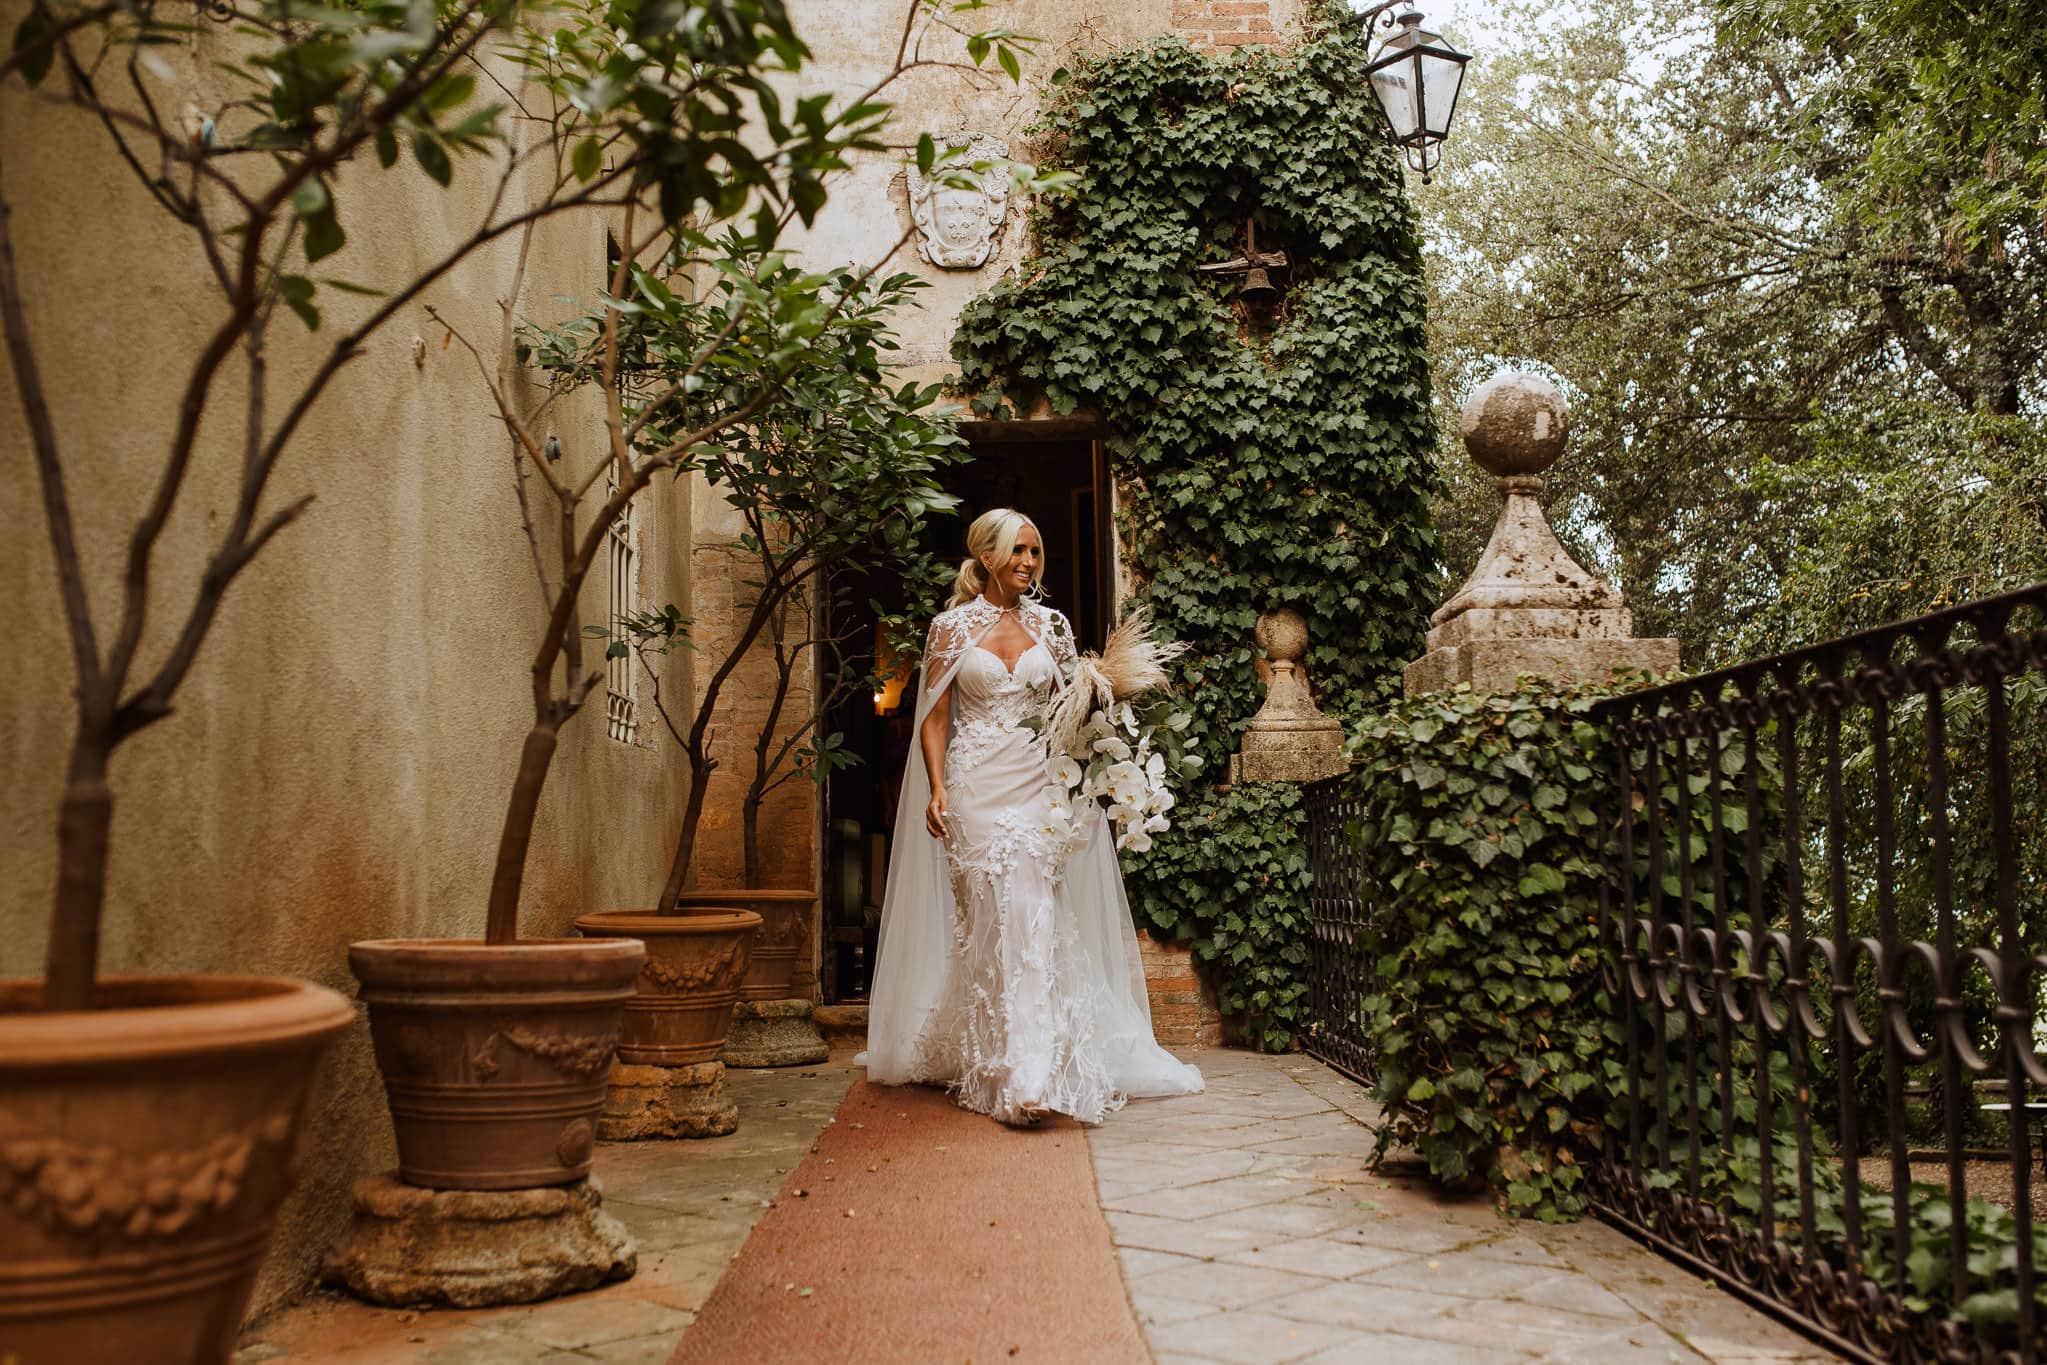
{"left": 1348, "top": 678, "right": 1782, "bottom": 1219}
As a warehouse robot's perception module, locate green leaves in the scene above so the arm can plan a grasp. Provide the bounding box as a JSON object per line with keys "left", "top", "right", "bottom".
{"left": 412, "top": 132, "right": 451, "bottom": 186}
{"left": 277, "top": 274, "right": 319, "bottom": 331}
{"left": 12, "top": 7, "right": 54, "bottom": 87}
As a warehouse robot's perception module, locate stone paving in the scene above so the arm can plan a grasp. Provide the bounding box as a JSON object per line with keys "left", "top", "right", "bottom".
{"left": 1092, "top": 1048, "right": 1835, "bottom": 1365}
{"left": 233, "top": 1059, "right": 861, "bottom": 1364}
{"left": 235, "top": 1046, "right": 1840, "bottom": 1363}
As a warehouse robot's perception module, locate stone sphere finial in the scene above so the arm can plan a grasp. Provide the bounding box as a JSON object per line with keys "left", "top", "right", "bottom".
{"left": 1461, "top": 371, "right": 1568, "bottom": 479}
{"left": 1255, "top": 609, "right": 1309, "bottom": 665}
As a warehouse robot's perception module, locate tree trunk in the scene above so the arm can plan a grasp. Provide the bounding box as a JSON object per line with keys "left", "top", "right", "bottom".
{"left": 658, "top": 747, "right": 714, "bottom": 912}
{"left": 44, "top": 734, "right": 113, "bottom": 1011}
{"left": 484, "top": 723, "right": 559, "bottom": 945}
{"left": 742, "top": 784, "right": 763, "bottom": 888}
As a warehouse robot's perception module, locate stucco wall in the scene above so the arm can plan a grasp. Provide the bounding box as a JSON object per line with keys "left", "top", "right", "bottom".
{"left": 0, "top": 22, "right": 695, "bottom": 1316}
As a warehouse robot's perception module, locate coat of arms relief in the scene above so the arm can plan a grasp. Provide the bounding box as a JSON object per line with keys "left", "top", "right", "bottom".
{"left": 907, "top": 130, "right": 1011, "bottom": 270}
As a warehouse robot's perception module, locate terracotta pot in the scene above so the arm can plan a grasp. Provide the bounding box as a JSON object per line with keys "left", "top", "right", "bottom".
{"left": 349, "top": 939, "right": 644, "bottom": 1191}
{"left": 573, "top": 910, "right": 760, "bottom": 1066}
{"left": 0, "top": 975, "right": 353, "bottom": 1365}
{"left": 670, "top": 890, "right": 816, "bottom": 1001}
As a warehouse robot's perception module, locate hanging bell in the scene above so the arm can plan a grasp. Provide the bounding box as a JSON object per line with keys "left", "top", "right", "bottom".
{"left": 1237, "top": 266, "right": 1280, "bottom": 307}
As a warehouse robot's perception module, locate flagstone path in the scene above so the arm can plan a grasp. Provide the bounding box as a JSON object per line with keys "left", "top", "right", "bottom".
{"left": 236, "top": 1046, "right": 1836, "bottom": 1363}
{"left": 1094, "top": 1048, "right": 1834, "bottom": 1365}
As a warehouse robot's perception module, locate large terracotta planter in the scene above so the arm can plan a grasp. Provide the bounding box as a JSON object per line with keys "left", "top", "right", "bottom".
{"left": 573, "top": 910, "right": 760, "bottom": 1065}
{"left": 670, "top": 890, "right": 816, "bottom": 1001}
{"left": 0, "top": 975, "right": 353, "bottom": 1365}
{"left": 349, "top": 939, "right": 644, "bottom": 1191}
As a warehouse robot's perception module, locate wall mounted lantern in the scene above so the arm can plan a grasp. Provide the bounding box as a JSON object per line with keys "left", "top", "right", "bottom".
{"left": 1347, "top": 3, "right": 1471, "bottom": 182}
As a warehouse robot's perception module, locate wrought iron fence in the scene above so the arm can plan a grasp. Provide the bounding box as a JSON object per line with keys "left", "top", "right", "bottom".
{"left": 1592, "top": 585, "right": 2047, "bottom": 1364}
{"left": 1303, "top": 773, "right": 1378, "bottom": 1084}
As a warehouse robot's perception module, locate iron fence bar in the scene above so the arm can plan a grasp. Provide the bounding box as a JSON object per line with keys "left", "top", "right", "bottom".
{"left": 1678, "top": 730, "right": 1702, "bottom": 1202}
{"left": 1303, "top": 774, "right": 1376, "bottom": 1085}
{"left": 1987, "top": 669, "right": 2037, "bottom": 1350}
{"left": 1925, "top": 684, "right": 1970, "bottom": 1314}
{"left": 1709, "top": 725, "right": 1737, "bottom": 1204}
{"left": 1824, "top": 685, "right": 1865, "bottom": 1275}
{"left": 1589, "top": 581, "right": 2047, "bottom": 1364}
{"left": 1742, "top": 699, "right": 1777, "bottom": 1266}
{"left": 1872, "top": 692, "right": 1911, "bottom": 1299}
{"left": 1779, "top": 690, "right": 1819, "bottom": 1257}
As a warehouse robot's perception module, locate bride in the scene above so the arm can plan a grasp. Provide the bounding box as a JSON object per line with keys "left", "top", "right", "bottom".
{"left": 861, "top": 508, "right": 1205, "bottom": 1125}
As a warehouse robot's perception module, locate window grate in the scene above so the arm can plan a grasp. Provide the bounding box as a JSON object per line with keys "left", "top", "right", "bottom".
{"left": 605, "top": 482, "right": 636, "bottom": 743}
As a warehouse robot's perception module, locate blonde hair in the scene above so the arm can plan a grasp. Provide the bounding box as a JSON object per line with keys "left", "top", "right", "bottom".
{"left": 947, "top": 507, "right": 1045, "bottom": 608}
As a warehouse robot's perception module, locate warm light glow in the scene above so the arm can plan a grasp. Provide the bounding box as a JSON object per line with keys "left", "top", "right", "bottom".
{"left": 873, "top": 625, "right": 912, "bottom": 715}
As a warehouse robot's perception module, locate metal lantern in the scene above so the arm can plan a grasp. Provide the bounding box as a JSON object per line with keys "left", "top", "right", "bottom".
{"left": 1364, "top": 10, "right": 1470, "bottom": 181}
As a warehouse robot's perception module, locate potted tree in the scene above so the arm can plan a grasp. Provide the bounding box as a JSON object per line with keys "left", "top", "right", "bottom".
{"left": 572, "top": 257, "right": 966, "bottom": 1077}
{"left": 0, "top": 0, "right": 834, "bottom": 1349}
{"left": 340, "top": 17, "right": 916, "bottom": 1190}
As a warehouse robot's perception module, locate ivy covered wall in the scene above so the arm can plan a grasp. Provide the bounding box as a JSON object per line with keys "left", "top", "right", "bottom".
{"left": 953, "top": 23, "right": 1442, "bottom": 1046}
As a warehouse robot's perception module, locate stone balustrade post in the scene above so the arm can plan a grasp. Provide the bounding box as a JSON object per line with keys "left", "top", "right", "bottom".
{"left": 1404, "top": 372, "right": 1679, "bottom": 695}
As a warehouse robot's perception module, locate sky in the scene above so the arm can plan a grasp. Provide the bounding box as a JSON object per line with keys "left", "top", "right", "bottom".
{"left": 1346, "top": 0, "right": 1521, "bottom": 49}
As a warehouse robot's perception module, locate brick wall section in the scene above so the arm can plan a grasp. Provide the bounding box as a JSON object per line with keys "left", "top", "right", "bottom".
{"left": 1173, "top": 0, "right": 1281, "bottom": 49}
{"left": 1138, "top": 931, "right": 1224, "bottom": 1047}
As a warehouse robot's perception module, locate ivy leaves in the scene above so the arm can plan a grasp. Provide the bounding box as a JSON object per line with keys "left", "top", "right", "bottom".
{"left": 951, "top": 31, "right": 1441, "bottom": 1047}
{"left": 1347, "top": 684, "right": 1628, "bottom": 1218}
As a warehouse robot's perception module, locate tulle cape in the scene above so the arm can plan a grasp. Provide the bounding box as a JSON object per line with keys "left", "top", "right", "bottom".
{"left": 859, "top": 597, "right": 1203, "bottom": 1103}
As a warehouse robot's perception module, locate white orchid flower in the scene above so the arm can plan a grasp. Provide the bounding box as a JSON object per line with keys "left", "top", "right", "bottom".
{"left": 1092, "top": 735, "right": 1132, "bottom": 761}
{"left": 1144, "top": 814, "right": 1171, "bottom": 833}
{"left": 1048, "top": 754, "right": 1084, "bottom": 789}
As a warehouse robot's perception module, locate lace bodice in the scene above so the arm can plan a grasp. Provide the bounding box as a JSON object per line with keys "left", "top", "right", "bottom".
{"left": 924, "top": 597, "right": 1077, "bottom": 684}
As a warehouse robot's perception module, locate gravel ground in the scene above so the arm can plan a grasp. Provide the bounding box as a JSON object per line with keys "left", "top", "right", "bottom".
{"left": 1857, "top": 1155, "right": 2047, "bottom": 1223}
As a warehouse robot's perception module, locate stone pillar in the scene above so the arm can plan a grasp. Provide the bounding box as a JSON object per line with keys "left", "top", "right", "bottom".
{"left": 1230, "top": 608, "right": 1348, "bottom": 785}
{"left": 1404, "top": 373, "right": 1679, "bottom": 695}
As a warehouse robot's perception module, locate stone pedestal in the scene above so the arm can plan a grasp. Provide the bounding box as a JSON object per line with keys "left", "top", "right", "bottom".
{"left": 597, "top": 1060, "right": 737, "bottom": 1141}
{"left": 329, "top": 1174, "right": 635, "bottom": 1308}
{"left": 812, "top": 1002, "right": 869, "bottom": 1050}
{"left": 722, "top": 998, "right": 828, "bottom": 1068}
{"left": 1229, "top": 608, "right": 1349, "bottom": 785}
{"left": 1405, "top": 373, "right": 1679, "bottom": 696}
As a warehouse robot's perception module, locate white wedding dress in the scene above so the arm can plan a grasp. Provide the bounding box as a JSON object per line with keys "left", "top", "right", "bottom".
{"left": 860, "top": 596, "right": 1204, "bottom": 1124}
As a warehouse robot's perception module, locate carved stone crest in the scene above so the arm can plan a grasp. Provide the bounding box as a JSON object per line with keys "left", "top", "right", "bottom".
{"left": 908, "top": 130, "right": 1010, "bottom": 270}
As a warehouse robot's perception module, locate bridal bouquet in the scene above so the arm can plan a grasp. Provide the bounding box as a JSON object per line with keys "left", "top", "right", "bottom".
{"left": 1033, "top": 610, "right": 1201, "bottom": 856}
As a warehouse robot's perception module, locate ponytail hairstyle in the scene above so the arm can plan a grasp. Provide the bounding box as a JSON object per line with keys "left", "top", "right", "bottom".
{"left": 947, "top": 507, "right": 1045, "bottom": 609}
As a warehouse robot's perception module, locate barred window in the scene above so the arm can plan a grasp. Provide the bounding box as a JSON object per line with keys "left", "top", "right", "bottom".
{"left": 605, "top": 483, "right": 637, "bottom": 743}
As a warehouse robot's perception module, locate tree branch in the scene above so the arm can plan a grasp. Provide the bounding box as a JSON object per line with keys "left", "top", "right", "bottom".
{"left": 0, "top": 145, "right": 101, "bottom": 696}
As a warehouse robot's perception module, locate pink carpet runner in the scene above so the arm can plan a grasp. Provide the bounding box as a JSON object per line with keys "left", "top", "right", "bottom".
{"left": 670, "top": 1078, "right": 1148, "bottom": 1363}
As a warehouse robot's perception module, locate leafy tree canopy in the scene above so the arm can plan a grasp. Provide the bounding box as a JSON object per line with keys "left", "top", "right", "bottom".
{"left": 1424, "top": 0, "right": 2045, "bottom": 666}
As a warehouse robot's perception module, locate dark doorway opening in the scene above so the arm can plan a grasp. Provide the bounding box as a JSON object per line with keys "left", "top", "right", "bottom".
{"left": 819, "top": 434, "right": 1109, "bottom": 1003}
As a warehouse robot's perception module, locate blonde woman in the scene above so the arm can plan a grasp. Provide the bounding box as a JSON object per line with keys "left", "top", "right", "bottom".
{"left": 860, "top": 508, "right": 1204, "bottom": 1125}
